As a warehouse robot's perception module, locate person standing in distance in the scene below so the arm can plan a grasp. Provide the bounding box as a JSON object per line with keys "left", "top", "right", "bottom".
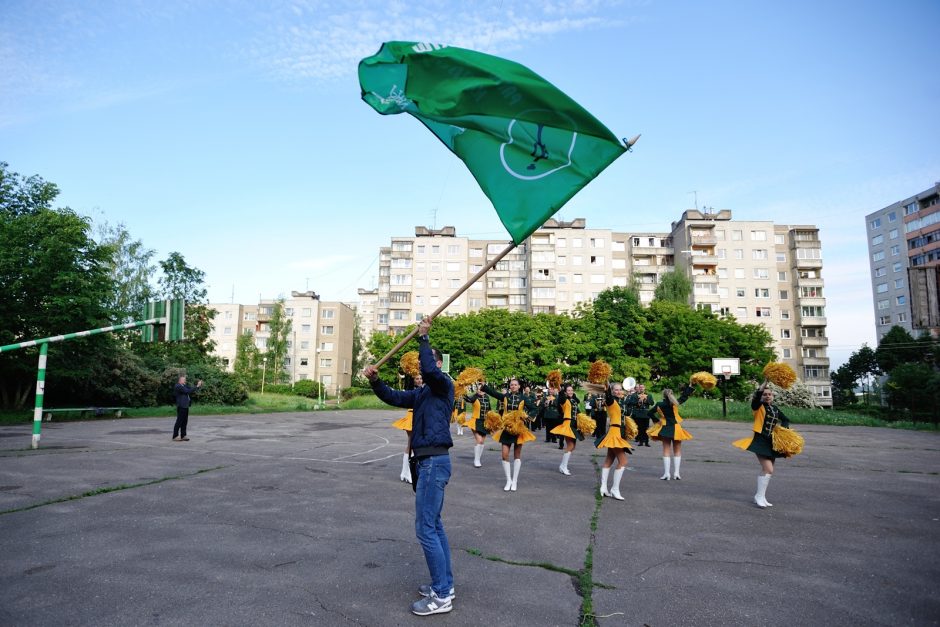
{"left": 364, "top": 316, "right": 455, "bottom": 616}
{"left": 173, "top": 374, "right": 203, "bottom": 442}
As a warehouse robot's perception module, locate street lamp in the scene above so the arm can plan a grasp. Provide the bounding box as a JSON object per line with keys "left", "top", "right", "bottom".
{"left": 261, "top": 357, "right": 267, "bottom": 394}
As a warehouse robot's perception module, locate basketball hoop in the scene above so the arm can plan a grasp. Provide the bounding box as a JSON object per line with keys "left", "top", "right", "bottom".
{"left": 721, "top": 365, "right": 732, "bottom": 380}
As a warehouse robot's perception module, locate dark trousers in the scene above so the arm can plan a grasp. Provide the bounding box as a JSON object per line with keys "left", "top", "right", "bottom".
{"left": 173, "top": 407, "right": 189, "bottom": 438}
{"left": 635, "top": 418, "right": 650, "bottom": 445}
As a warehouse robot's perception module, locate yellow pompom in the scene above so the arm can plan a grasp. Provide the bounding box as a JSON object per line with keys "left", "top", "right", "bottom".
{"left": 763, "top": 362, "right": 797, "bottom": 389}
{"left": 456, "top": 367, "right": 484, "bottom": 388}
{"left": 547, "top": 369, "right": 563, "bottom": 390}
{"left": 484, "top": 410, "right": 503, "bottom": 433}
{"left": 588, "top": 360, "right": 612, "bottom": 384}
{"left": 502, "top": 409, "right": 528, "bottom": 435}
{"left": 400, "top": 351, "right": 420, "bottom": 378}
{"left": 576, "top": 412, "right": 597, "bottom": 436}
{"left": 454, "top": 383, "right": 467, "bottom": 400}
{"left": 623, "top": 416, "right": 639, "bottom": 440}
{"left": 772, "top": 425, "right": 804, "bottom": 456}
{"left": 691, "top": 371, "right": 718, "bottom": 390}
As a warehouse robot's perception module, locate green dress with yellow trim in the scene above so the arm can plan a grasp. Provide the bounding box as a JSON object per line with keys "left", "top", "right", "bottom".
{"left": 483, "top": 384, "right": 536, "bottom": 446}
{"left": 733, "top": 389, "right": 791, "bottom": 459}
{"left": 464, "top": 393, "right": 491, "bottom": 434}
{"left": 648, "top": 385, "right": 694, "bottom": 441}
{"left": 596, "top": 389, "right": 638, "bottom": 450}
{"left": 550, "top": 393, "right": 584, "bottom": 441}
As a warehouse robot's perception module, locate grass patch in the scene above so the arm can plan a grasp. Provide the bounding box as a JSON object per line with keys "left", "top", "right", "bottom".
{"left": 337, "top": 395, "right": 398, "bottom": 410}
{"left": 0, "top": 465, "right": 226, "bottom": 516}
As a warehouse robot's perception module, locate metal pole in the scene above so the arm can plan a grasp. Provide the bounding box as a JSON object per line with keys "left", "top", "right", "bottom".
{"left": 261, "top": 359, "right": 267, "bottom": 394}
{"left": 31, "top": 343, "right": 49, "bottom": 449}
{"left": 722, "top": 375, "right": 728, "bottom": 418}
{"left": 0, "top": 318, "right": 165, "bottom": 353}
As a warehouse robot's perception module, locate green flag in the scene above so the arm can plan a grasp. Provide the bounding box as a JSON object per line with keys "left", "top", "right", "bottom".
{"left": 359, "top": 41, "right": 631, "bottom": 244}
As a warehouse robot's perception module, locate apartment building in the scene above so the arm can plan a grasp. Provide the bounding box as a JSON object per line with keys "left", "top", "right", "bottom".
{"left": 866, "top": 183, "right": 940, "bottom": 340}
{"left": 208, "top": 291, "right": 356, "bottom": 395}
{"left": 360, "top": 211, "right": 831, "bottom": 405}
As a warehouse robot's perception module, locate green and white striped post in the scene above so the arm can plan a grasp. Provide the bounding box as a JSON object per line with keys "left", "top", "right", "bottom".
{"left": 31, "top": 343, "right": 49, "bottom": 449}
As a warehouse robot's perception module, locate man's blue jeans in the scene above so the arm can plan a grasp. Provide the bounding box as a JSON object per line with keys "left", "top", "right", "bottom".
{"left": 414, "top": 454, "right": 453, "bottom": 598}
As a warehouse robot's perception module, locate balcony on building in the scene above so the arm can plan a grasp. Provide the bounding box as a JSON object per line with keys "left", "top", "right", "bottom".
{"left": 796, "top": 276, "right": 824, "bottom": 288}
{"left": 795, "top": 257, "right": 823, "bottom": 270}
{"left": 799, "top": 297, "right": 826, "bottom": 308}
{"left": 689, "top": 233, "right": 718, "bottom": 246}
{"left": 691, "top": 272, "right": 718, "bottom": 283}
{"left": 800, "top": 316, "right": 827, "bottom": 326}
{"left": 802, "top": 356, "right": 829, "bottom": 367}
{"left": 800, "top": 335, "right": 829, "bottom": 347}
{"left": 691, "top": 255, "right": 719, "bottom": 267}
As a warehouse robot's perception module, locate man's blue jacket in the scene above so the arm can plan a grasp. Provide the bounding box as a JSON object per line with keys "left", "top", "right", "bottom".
{"left": 371, "top": 337, "right": 454, "bottom": 456}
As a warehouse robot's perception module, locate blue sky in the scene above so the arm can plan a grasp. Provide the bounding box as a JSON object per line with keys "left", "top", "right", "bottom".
{"left": 3, "top": 0, "right": 939, "bottom": 369}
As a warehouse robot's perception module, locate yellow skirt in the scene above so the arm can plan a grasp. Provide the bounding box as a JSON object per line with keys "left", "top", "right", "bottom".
{"left": 732, "top": 436, "right": 752, "bottom": 450}
{"left": 597, "top": 429, "right": 634, "bottom": 450}
{"left": 391, "top": 411, "right": 412, "bottom": 431}
{"left": 551, "top": 421, "right": 576, "bottom": 439}
{"left": 516, "top": 426, "right": 537, "bottom": 444}
{"left": 649, "top": 421, "right": 694, "bottom": 441}
{"left": 451, "top": 409, "right": 458, "bottom": 424}
{"left": 491, "top": 429, "right": 504, "bottom": 443}
{"left": 462, "top": 414, "right": 475, "bottom": 428}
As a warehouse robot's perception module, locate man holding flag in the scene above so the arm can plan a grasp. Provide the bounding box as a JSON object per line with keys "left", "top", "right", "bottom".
{"left": 364, "top": 317, "right": 455, "bottom": 616}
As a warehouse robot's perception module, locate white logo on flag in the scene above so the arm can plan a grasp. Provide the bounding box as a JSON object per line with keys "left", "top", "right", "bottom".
{"left": 499, "top": 111, "right": 577, "bottom": 181}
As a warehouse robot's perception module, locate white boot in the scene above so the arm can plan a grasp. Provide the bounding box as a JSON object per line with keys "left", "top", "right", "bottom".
{"left": 559, "top": 452, "right": 572, "bottom": 476}
{"left": 510, "top": 459, "right": 521, "bottom": 491}
{"left": 502, "top": 460, "right": 512, "bottom": 491}
{"left": 401, "top": 453, "right": 412, "bottom": 484}
{"left": 457, "top": 425, "right": 464, "bottom": 435}
{"left": 754, "top": 474, "right": 773, "bottom": 508}
{"left": 611, "top": 468, "right": 626, "bottom": 501}
{"left": 673, "top": 456, "right": 682, "bottom": 480}
{"left": 473, "top": 444, "right": 483, "bottom": 468}
{"left": 599, "top": 467, "right": 611, "bottom": 497}
{"left": 660, "top": 457, "right": 671, "bottom": 480}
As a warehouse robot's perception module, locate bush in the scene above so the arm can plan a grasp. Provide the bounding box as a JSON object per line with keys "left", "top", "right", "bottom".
{"left": 292, "top": 379, "right": 324, "bottom": 399}
{"left": 341, "top": 386, "right": 372, "bottom": 401}
{"left": 159, "top": 365, "right": 249, "bottom": 406}
{"left": 262, "top": 384, "right": 293, "bottom": 395}
{"left": 769, "top": 380, "right": 819, "bottom": 409}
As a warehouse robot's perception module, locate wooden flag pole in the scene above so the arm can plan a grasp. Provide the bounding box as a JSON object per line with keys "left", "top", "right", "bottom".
{"left": 373, "top": 240, "right": 518, "bottom": 368}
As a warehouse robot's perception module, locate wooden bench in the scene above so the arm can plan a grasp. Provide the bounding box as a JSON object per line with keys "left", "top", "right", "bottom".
{"left": 43, "top": 407, "right": 127, "bottom": 421}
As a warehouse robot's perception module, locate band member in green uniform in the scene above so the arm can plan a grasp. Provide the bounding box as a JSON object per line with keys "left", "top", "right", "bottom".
{"left": 626, "top": 384, "right": 654, "bottom": 447}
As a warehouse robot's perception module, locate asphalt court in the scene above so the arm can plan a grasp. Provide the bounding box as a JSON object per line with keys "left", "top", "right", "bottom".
{"left": 0, "top": 410, "right": 938, "bottom": 626}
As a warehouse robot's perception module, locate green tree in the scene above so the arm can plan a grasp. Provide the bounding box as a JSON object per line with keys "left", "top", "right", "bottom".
{"left": 151, "top": 252, "right": 216, "bottom": 364}
{"left": 351, "top": 309, "right": 366, "bottom": 376}
{"left": 653, "top": 270, "right": 692, "bottom": 304}
{"left": 875, "top": 326, "right": 921, "bottom": 372}
{"left": 95, "top": 221, "right": 156, "bottom": 324}
{"left": 265, "top": 300, "right": 292, "bottom": 384}
{"left": 0, "top": 163, "right": 118, "bottom": 409}
{"left": 884, "top": 362, "right": 940, "bottom": 421}
{"left": 234, "top": 332, "right": 262, "bottom": 390}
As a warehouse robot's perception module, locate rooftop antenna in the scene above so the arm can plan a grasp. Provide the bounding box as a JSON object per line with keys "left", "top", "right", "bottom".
{"left": 688, "top": 191, "right": 698, "bottom": 211}
{"left": 431, "top": 207, "right": 438, "bottom": 230}
{"left": 230, "top": 283, "right": 235, "bottom": 304}
{"left": 305, "top": 277, "right": 312, "bottom": 291}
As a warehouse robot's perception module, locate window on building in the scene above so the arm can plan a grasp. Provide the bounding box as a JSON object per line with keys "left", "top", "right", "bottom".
{"left": 753, "top": 249, "right": 768, "bottom": 260}
{"left": 872, "top": 251, "right": 885, "bottom": 261}
{"left": 801, "top": 306, "right": 825, "bottom": 317}
{"left": 300, "top": 340, "right": 310, "bottom": 349}
{"left": 889, "top": 211, "right": 897, "bottom": 222}
{"left": 590, "top": 274, "right": 605, "bottom": 284}
{"left": 896, "top": 295, "right": 906, "bottom": 305}
{"left": 300, "top": 357, "right": 308, "bottom": 366}
{"left": 717, "top": 267, "right": 728, "bottom": 278}
{"left": 782, "top": 348, "right": 792, "bottom": 358}
{"left": 572, "top": 238, "right": 583, "bottom": 248}
{"left": 874, "top": 266, "right": 886, "bottom": 277}
{"left": 301, "top": 324, "right": 311, "bottom": 333}
{"left": 878, "top": 315, "right": 891, "bottom": 325}
{"left": 734, "top": 249, "right": 744, "bottom": 259}
{"left": 572, "top": 255, "right": 583, "bottom": 265}
{"left": 717, "top": 248, "right": 727, "bottom": 259}
{"left": 731, "top": 230, "right": 743, "bottom": 241}
{"left": 719, "top": 287, "right": 729, "bottom": 298}
{"left": 781, "top": 310, "right": 790, "bottom": 320}
{"left": 774, "top": 234, "right": 786, "bottom": 245}
{"left": 223, "top": 326, "right": 232, "bottom": 335}
{"left": 321, "top": 325, "right": 334, "bottom": 334}
{"left": 871, "top": 234, "right": 884, "bottom": 246}
{"left": 876, "top": 283, "right": 888, "bottom": 293}
{"left": 776, "top": 252, "right": 787, "bottom": 262}
{"left": 869, "top": 217, "right": 882, "bottom": 229}
{"left": 573, "top": 274, "right": 583, "bottom": 284}
{"left": 898, "top": 312, "right": 908, "bottom": 322}
{"left": 470, "top": 247, "right": 483, "bottom": 257}
{"left": 320, "top": 358, "right": 332, "bottom": 367}
{"left": 756, "top": 307, "right": 771, "bottom": 317}
{"left": 590, "top": 238, "right": 605, "bottom": 248}
{"left": 777, "top": 271, "right": 787, "bottom": 281}
{"left": 736, "top": 288, "right": 746, "bottom": 297}
{"left": 877, "top": 299, "right": 889, "bottom": 310}
{"left": 754, "top": 288, "right": 770, "bottom": 298}
{"left": 431, "top": 245, "right": 440, "bottom": 255}
{"left": 780, "top": 328, "right": 791, "bottom": 338}
{"left": 889, "top": 228, "right": 898, "bottom": 240}
{"left": 447, "top": 245, "right": 459, "bottom": 255}
{"left": 753, "top": 268, "right": 770, "bottom": 279}
{"left": 751, "top": 230, "right": 767, "bottom": 241}
{"left": 892, "top": 262, "right": 903, "bottom": 273}
{"left": 735, "top": 307, "right": 747, "bottom": 318}
{"left": 890, "top": 245, "right": 899, "bottom": 256}
{"left": 779, "top": 290, "right": 789, "bottom": 300}
{"left": 894, "top": 278, "right": 904, "bottom": 289}
{"left": 734, "top": 269, "right": 745, "bottom": 279}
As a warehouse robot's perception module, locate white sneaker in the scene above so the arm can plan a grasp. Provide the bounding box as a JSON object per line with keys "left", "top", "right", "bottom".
{"left": 412, "top": 592, "right": 452, "bottom": 615}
